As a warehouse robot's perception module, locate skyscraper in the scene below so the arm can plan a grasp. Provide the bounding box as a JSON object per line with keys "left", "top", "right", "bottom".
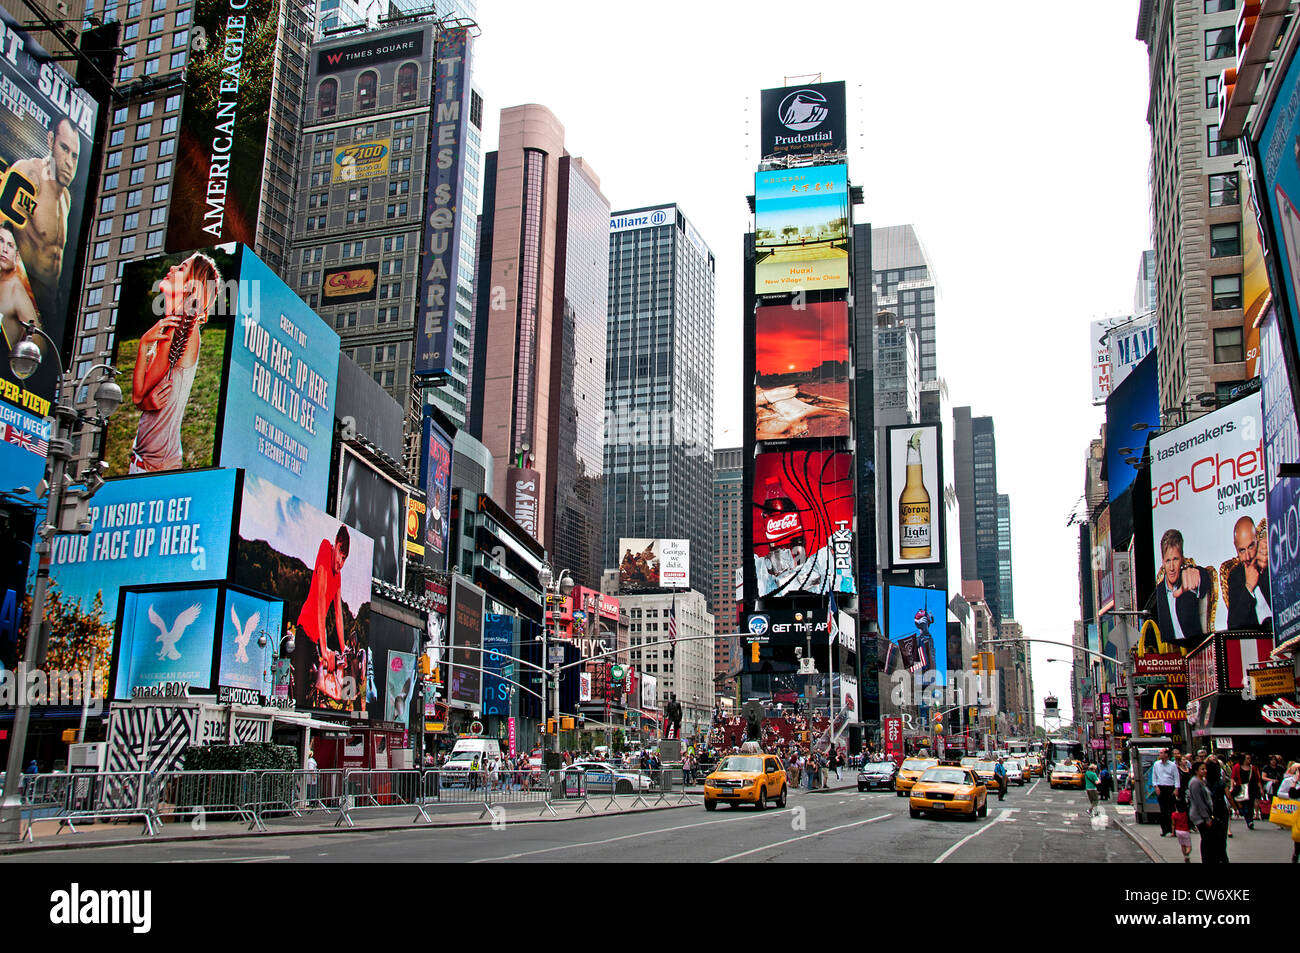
{"left": 872, "top": 224, "right": 938, "bottom": 383}
{"left": 996, "top": 493, "right": 1014, "bottom": 620}
{"left": 470, "top": 104, "right": 610, "bottom": 589}
{"left": 713, "top": 447, "right": 743, "bottom": 684}
{"left": 954, "top": 407, "right": 1008, "bottom": 626}
{"left": 604, "top": 203, "right": 715, "bottom": 592}
{"left": 1138, "top": 0, "right": 1254, "bottom": 417}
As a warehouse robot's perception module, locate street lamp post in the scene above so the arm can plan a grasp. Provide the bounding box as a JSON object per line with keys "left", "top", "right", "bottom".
{"left": 537, "top": 562, "right": 573, "bottom": 757}
{"left": 0, "top": 321, "right": 122, "bottom": 844}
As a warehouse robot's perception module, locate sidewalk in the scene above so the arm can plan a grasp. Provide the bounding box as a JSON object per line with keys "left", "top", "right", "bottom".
{"left": 1114, "top": 803, "right": 1295, "bottom": 863}
{"left": 0, "top": 793, "right": 701, "bottom": 856}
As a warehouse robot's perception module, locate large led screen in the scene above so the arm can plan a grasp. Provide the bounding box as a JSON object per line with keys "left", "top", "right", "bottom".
{"left": 1261, "top": 309, "right": 1300, "bottom": 653}
{"left": 754, "top": 164, "right": 849, "bottom": 294}
{"left": 1149, "top": 393, "right": 1267, "bottom": 644}
{"left": 448, "top": 576, "right": 484, "bottom": 709}
{"left": 422, "top": 413, "right": 452, "bottom": 570}
{"left": 105, "top": 245, "right": 242, "bottom": 476}
{"left": 235, "top": 473, "right": 373, "bottom": 714}
{"left": 217, "top": 587, "right": 284, "bottom": 698}
{"left": 336, "top": 445, "right": 406, "bottom": 587}
{"left": 752, "top": 450, "right": 855, "bottom": 598}
{"left": 759, "top": 81, "right": 847, "bottom": 160}
{"left": 0, "top": 9, "right": 102, "bottom": 506}
{"left": 882, "top": 585, "right": 948, "bottom": 685}
{"left": 113, "top": 586, "right": 220, "bottom": 699}
{"left": 366, "top": 613, "right": 420, "bottom": 725}
{"left": 754, "top": 301, "right": 849, "bottom": 440}
{"left": 885, "top": 424, "right": 944, "bottom": 568}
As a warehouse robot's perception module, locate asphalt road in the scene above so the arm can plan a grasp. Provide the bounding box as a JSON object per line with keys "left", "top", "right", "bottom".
{"left": 6, "top": 778, "right": 1149, "bottom": 863}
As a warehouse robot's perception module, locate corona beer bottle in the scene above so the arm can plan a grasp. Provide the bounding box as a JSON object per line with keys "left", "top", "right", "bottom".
{"left": 898, "top": 430, "right": 931, "bottom": 559}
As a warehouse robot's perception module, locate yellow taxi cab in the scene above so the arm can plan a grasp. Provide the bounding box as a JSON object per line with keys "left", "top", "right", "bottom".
{"left": 1049, "top": 760, "right": 1085, "bottom": 790}
{"left": 909, "top": 763, "right": 988, "bottom": 820}
{"left": 973, "top": 759, "right": 1003, "bottom": 795}
{"left": 703, "top": 752, "right": 788, "bottom": 811}
{"left": 895, "top": 757, "right": 939, "bottom": 797}
{"left": 1026, "top": 757, "right": 1044, "bottom": 778}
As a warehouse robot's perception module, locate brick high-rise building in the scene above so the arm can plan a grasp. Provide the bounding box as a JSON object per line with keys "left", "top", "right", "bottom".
{"left": 713, "top": 447, "right": 742, "bottom": 689}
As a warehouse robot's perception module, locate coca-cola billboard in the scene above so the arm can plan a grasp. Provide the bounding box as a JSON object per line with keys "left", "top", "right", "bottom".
{"left": 752, "top": 450, "right": 855, "bottom": 598}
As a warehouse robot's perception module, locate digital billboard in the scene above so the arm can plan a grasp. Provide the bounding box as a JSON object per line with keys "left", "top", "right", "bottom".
{"left": 415, "top": 25, "right": 473, "bottom": 378}
{"left": 0, "top": 507, "right": 34, "bottom": 672}
{"left": 1091, "top": 314, "right": 1157, "bottom": 405}
{"left": 167, "top": 0, "right": 280, "bottom": 251}
{"left": 1261, "top": 308, "right": 1300, "bottom": 652}
{"left": 448, "top": 576, "right": 484, "bottom": 710}
{"left": 405, "top": 494, "right": 426, "bottom": 560}
{"left": 617, "top": 539, "right": 690, "bottom": 591}
{"left": 1094, "top": 507, "right": 1114, "bottom": 616}
{"left": 759, "top": 81, "right": 846, "bottom": 160}
{"left": 332, "top": 140, "right": 390, "bottom": 182}
{"left": 754, "top": 164, "right": 849, "bottom": 294}
{"left": 217, "top": 587, "right": 284, "bottom": 699}
{"left": 336, "top": 445, "right": 406, "bottom": 587}
{"left": 235, "top": 473, "right": 374, "bottom": 714}
{"left": 105, "top": 245, "right": 242, "bottom": 476}
{"left": 1149, "top": 393, "right": 1267, "bottom": 644}
{"left": 754, "top": 301, "right": 849, "bottom": 440}
{"left": 220, "top": 249, "right": 340, "bottom": 510}
{"left": 321, "top": 262, "right": 379, "bottom": 305}
{"left": 885, "top": 424, "right": 944, "bottom": 568}
{"left": 0, "top": 9, "right": 102, "bottom": 504}
{"left": 482, "top": 612, "right": 514, "bottom": 718}
{"left": 40, "top": 469, "right": 237, "bottom": 683}
{"left": 752, "top": 450, "right": 854, "bottom": 598}
{"left": 365, "top": 613, "right": 420, "bottom": 725}
{"left": 881, "top": 585, "right": 948, "bottom": 684}
{"left": 113, "top": 586, "right": 220, "bottom": 699}
{"left": 1104, "top": 350, "right": 1158, "bottom": 507}
{"left": 422, "top": 413, "right": 452, "bottom": 570}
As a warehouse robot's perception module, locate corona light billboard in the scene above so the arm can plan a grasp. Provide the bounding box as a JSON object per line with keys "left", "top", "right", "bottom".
{"left": 885, "top": 424, "right": 944, "bottom": 569}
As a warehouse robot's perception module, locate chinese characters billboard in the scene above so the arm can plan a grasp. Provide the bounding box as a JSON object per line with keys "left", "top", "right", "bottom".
{"left": 754, "top": 164, "right": 849, "bottom": 294}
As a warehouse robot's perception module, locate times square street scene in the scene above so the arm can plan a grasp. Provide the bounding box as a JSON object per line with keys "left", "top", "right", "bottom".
{"left": 0, "top": 0, "right": 1294, "bottom": 928}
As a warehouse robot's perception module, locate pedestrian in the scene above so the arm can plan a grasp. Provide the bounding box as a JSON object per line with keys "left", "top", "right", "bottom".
{"left": 1231, "top": 753, "right": 1262, "bottom": 830}
{"left": 24, "top": 758, "right": 37, "bottom": 775}
{"left": 1151, "top": 748, "right": 1179, "bottom": 837}
{"left": 1188, "top": 761, "right": 1225, "bottom": 864}
{"left": 1098, "top": 764, "right": 1111, "bottom": 801}
{"left": 1171, "top": 804, "right": 1193, "bottom": 863}
{"left": 994, "top": 758, "right": 1007, "bottom": 802}
{"left": 469, "top": 755, "right": 481, "bottom": 792}
{"left": 1210, "top": 757, "right": 1233, "bottom": 852}
{"left": 833, "top": 746, "right": 843, "bottom": 782}
{"left": 1084, "top": 763, "right": 1100, "bottom": 817}
{"left": 1174, "top": 748, "right": 1192, "bottom": 808}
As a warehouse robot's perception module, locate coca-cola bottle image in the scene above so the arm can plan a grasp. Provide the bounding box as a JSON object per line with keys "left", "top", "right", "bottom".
{"left": 761, "top": 477, "right": 807, "bottom": 579}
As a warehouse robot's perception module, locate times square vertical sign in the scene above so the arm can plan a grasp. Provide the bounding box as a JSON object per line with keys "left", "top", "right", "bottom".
{"left": 415, "top": 26, "right": 472, "bottom": 378}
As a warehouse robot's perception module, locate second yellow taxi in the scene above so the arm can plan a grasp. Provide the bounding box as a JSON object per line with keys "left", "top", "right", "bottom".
{"left": 909, "top": 763, "right": 988, "bottom": 820}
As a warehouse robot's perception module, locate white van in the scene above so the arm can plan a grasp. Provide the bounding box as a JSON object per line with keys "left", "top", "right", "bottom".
{"left": 441, "top": 739, "right": 503, "bottom": 786}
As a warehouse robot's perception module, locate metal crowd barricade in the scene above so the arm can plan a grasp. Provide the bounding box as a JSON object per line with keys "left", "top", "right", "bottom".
{"left": 242, "top": 770, "right": 302, "bottom": 832}
{"left": 334, "top": 769, "right": 427, "bottom": 828}
{"left": 30, "top": 771, "right": 162, "bottom": 839}
{"left": 155, "top": 770, "right": 259, "bottom": 830}
{"left": 292, "top": 768, "right": 346, "bottom": 815}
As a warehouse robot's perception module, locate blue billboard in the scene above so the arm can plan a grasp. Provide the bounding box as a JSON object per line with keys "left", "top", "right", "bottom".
{"left": 42, "top": 468, "right": 237, "bottom": 647}
{"left": 220, "top": 249, "right": 339, "bottom": 510}
{"left": 1105, "top": 350, "right": 1158, "bottom": 506}
{"left": 217, "top": 588, "right": 285, "bottom": 697}
{"left": 0, "top": 405, "right": 50, "bottom": 508}
{"left": 1261, "top": 308, "right": 1300, "bottom": 652}
{"left": 883, "top": 584, "right": 948, "bottom": 684}
{"left": 482, "top": 612, "right": 513, "bottom": 717}
{"left": 114, "top": 586, "right": 220, "bottom": 699}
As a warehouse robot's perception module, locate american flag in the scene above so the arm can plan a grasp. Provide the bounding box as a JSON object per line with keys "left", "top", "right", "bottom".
{"left": 668, "top": 596, "right": 677, "bottom": 658}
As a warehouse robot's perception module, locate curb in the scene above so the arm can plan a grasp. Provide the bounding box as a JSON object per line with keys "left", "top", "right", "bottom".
{"left": 1114, "top": 816, "right": 1164, "bottom": 863}
{"left": 0, "top": 800, "right": 700, "bottom": 856}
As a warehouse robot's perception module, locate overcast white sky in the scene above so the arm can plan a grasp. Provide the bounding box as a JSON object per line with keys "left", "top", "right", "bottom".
{"left": 471, "top": 2, "right": 1153, "bottom": 727}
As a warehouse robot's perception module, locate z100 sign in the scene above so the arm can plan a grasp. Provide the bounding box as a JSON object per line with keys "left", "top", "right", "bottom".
{"left": 752, "top": 450, "right": 855, "bottom": 598}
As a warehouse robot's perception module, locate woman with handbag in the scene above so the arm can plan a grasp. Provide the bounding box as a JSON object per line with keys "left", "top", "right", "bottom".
{"left": 1231, "top": 753, "right": 1263, "bottom": 830}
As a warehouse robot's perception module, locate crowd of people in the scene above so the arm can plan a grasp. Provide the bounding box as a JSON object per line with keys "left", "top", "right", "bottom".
{"left": 1147, "top": 747, "right": 1300, "bottom": 863}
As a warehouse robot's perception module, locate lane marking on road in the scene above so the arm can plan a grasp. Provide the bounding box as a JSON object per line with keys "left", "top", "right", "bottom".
{"left": 709, "top": 813, "right": 894, "bottom": 863}
{"left": 164, "top": 855, "right": 291, "bottom": 863}
{"left": 468, "top": 810, "right": 795, "bottom": 863}
{"left": 1026, "top": 780, "right": 1041, "bottom": 797}
{"left": 933, "top": 808, "right": 1016, "bottom": 863}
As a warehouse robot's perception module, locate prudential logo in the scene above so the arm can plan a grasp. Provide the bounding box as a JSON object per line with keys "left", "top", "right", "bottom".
{"left": 778, "top": 89, "right": 829, "bottom": 131}
{"left": 50, "top": 884, "right": 152, "bottom": 933}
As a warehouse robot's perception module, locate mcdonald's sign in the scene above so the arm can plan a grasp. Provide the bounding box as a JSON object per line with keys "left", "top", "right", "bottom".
{"left": 1141, "top": 687, "right": 1186, "bottom": 722}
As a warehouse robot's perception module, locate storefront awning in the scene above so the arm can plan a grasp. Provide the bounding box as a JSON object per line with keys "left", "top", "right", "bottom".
{"left": 270, "top": 711, "right": 354, "bottom": 733}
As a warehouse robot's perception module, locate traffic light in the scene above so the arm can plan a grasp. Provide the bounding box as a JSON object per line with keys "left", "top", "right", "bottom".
{"left": 578, "top": 714, "right": 585, "bottom": 729}
{"left": 971, "top": 655, "right": 983, "bottom": 673}
{"left": 560, "top": 716, "right": 575, "bottom": 731}
{"left": 933, "top": 711, "right": 944, "bottom": 735}
{"left": 982, "top": 652, "right": 995, "bottom": 673}
{"left": 546, "top": 718, "right": 557, "bottom": 735}
{"left": 419, "top": 654, "right": 431, "bottom": 676}
{"left": 751, "top": 641, "right": 761, "bottom": 664}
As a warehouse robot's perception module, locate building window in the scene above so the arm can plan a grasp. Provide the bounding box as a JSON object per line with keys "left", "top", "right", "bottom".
{"left": 156, "top": 161, "right": 172, "bottom": 178}
{"left": 129, "top": 166, "right": 145, "bottom": 185}
{"left": 1205, "top": 0, "right": 1235, "bottom": 11}
{"left": 1207, "top": 124, "right": 1237, "bottom": 156}
{"left": 1206, "top": 27, "right": 1235, "bottom": 60}
{"left": 1213, "top": 326, "right": 1244, "bottom": 363}
{"left": 1206, "top": 75, "right": 1219, "bottom": 110}
{"left": 357, "top": 70, "right": 377, "bottom": 110}
{"left": 165, "top": 93, "right": 181, "bottom": 112}
{"left": 109, "top": 128, "right": 125, "bottom": 147}
{"left": 132, "top": 144, "right": 149, "bottom": 163}
{"left": 1212, "top": 274, "right": 1242, "bottom": 310}
{"left": 169, "top": 51, "right": 186, "bottom": 70}
{"left": 147, "top": 229, "right": 163, "bottom": 249}
{"left": 153, "top": 184, "right": 170, "bottom": 202}
{"left": 120, "top": 235, "right": 136, "bottom": 254}
{"left": 317, "top": 78, "right": 338, "bottom": 119}
{"left": 158, "top": 138, "right": 174, "bottom": 157}
{"left": 175, "top": 9, "right": 190, "bottom": 26}
{"left": 398, "top": 62, "right": 417, "bottom": 102}
{"left": 1210, "top": 222, "right": 1241, "bottom": 257}
{"left": 1209, "top": 172, "right": 1239, "bottom": 207}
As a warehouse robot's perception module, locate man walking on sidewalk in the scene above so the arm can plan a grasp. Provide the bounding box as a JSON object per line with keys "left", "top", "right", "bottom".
{"left": 1152, "top": 748, "right": 1179, "bottom": 837}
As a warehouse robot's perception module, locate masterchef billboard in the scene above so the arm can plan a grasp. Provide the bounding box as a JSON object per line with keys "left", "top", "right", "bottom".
{"left": 1149, "top": 393, "right": 1268, "bottom": 644}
